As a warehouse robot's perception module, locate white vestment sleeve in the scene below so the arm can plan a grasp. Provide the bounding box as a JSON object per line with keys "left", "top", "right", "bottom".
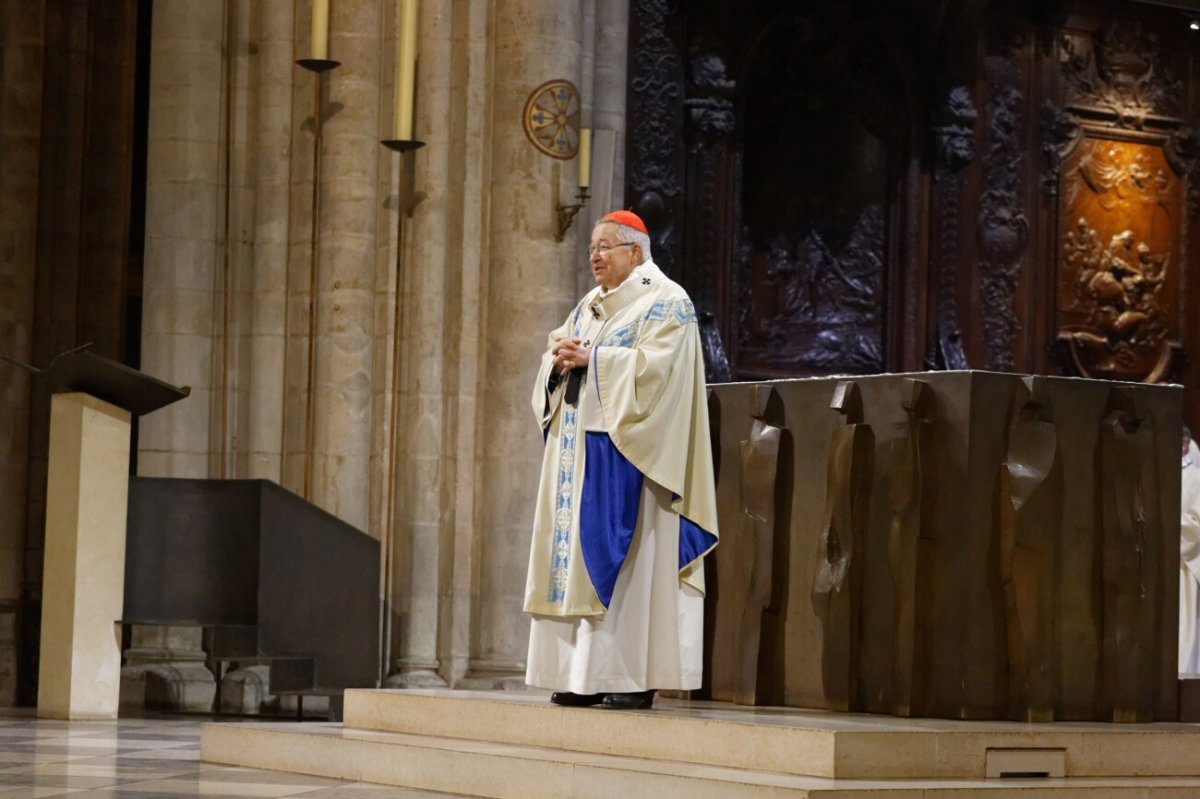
{"left": 531, "top": 317, "right": 574, "bottom": 427}
{"left": 1183, "top": 449, "right": 1200, "bottom": 584}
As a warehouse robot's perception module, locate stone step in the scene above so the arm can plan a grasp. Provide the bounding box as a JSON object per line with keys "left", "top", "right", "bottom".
{"left": 200, "top": 718, "right": 1200, "bottom": 798}
{"left": 339, "top": 689, "right": 1200, "bottom": 781}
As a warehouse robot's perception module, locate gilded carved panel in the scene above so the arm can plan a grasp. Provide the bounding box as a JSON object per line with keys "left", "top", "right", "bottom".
{"left": 1055, "top": 136, "right": 1183, "bottom": 382}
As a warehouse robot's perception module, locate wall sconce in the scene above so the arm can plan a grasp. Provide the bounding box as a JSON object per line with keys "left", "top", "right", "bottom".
{"left": 297, "top": 0, "right": 340, "bottom": 72}
{"left": 555, "top": 127, "right": 591, "bottom": 242}
{"left": 382, "top": 0, "right": 424, "bottom": 153}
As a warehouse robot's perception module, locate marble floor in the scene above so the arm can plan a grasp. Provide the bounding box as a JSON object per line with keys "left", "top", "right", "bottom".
{"left": 0, "top": 711, "right": 474, "bottom": 798}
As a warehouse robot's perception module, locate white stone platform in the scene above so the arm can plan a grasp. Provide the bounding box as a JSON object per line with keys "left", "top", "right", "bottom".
{"left": 200, "top": 688, "right": 1200, "bottom": 797}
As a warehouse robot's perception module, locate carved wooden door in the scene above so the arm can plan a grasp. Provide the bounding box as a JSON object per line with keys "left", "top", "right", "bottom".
{"left": 625, "top": 0, "right": 917, "bottom": 381}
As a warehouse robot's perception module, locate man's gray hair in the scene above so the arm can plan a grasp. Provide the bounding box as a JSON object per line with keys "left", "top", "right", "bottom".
{"left": 602, "top": 219, "right": 653, "bottom": 262}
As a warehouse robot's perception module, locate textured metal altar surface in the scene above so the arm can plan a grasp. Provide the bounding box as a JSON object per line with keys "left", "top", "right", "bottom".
{"left": 705, "top": 371, "right": 1181, "bottom": 722}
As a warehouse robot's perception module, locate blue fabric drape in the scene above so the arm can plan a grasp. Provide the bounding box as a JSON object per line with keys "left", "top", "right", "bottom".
{"left": 678, "top": 515, "right": 718, "bottom": 570}
{"left": 579, "top": 432, "right": 718, "bottom": 606}
{"left": 580, "top": 432, "right": 643, "bottom": 607}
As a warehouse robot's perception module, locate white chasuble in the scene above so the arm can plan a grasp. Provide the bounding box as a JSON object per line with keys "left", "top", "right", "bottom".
{"left": 1181, "top": 441, "right": 1200, "bottom": 673}
{"left": 523, "top": 260, "right": 719, "bottom": 692}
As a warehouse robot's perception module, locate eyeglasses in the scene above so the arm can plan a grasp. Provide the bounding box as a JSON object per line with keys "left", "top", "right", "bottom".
{"left": 588, "top": 242, "right": 635, "bottom": 256}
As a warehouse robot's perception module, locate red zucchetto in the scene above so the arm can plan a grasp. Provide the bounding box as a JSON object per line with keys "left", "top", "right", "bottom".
{"left": 599, "top": 210, "right": 648, "bottom": 235}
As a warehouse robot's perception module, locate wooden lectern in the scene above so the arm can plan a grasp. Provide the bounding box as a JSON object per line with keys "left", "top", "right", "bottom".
{"left": 6, "top": 350, "right": 188, "bottom": 719}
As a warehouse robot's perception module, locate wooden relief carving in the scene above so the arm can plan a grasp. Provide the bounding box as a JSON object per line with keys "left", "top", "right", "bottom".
{"left": 628, "top": 0, "right": 685, "bottom": 278}
{"left": 887, "top": 378, "right": 936, "bottom": 718}
{"left": 1165, "top": 126, "right": 1200, "bottom": 219}
{"left": 978, "top": 55, "right": 1029, "bottom": 372}
{"left": 683, "top": 52, "right": 737, "bottom": 380}
{"left": 1055, "top": 137, "right": 1183, "bottom": 382}
{"left": 685, "top": 125, "right": 722, "bottom": 317}
{"left": 1096, "top": 387, "right": 1163, "bottom": 722}
{"left": 699, "top": 311, "right": 733, "bottom": 384}
{"left": 1060, "top": 23, "right": 1182, "bottom": 128}
{"left": 1041, "top": 101, "right": 1082, "bottom": 198}
{"left": 998, "top": 376, "right": 1061, "bottom": 722}
{"left": 812, "top": 381, "right": 873, "bottom": 712}
{"left": 738, "top": 207, "right": 885, "bottom": 375}
{"left": 628, "top": 0, "right": 683, "bottom": 199}
{"left": 733, "top": 12, "right": 892, "bottom": 378}
{"left": 931, "top": 88, "right": 976, "bottom": 370}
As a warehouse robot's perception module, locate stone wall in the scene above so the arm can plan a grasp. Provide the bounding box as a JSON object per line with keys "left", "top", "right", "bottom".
{"left": 138, "top": 0, "right": 628, "bottom": 691}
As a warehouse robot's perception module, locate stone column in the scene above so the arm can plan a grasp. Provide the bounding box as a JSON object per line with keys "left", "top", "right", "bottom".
{"left": 387, "top": 0, "right": 506, "bottom": 688}
{"left": 576, "top": 0, "right": 628, "bottom": 299}
{"left": 244, "top": 1, "right": 296, "bottom": 482}
{"left": 470, "top": 0, "right": 585, "bottom": 683}
{"left": 389, "top": 0, "right": 457, "bottom": 687}
{"left": 281, "top": 7, "right": 319, "bottom": 497}
{"left": 0, "top": 0, "right": 44, "bottom": 707}
{"left": 306, "top": 0, "right": 384, "bottom": 533}
{"left": 436, "top": 0, "right": 499, "bottom": 687}
{"left": 139, "top": 0, "right": 223, "bottom": 480}
{"left": 386, "top": 0, "right": 628, "bottom": 688}
{"left": 219, "top": 2, "right": 259, "bottom": 480}
{"left": 592, "top": 0, "right": 628, "bottom": 209}
{"left": 131, "top": 0, "right": 227, "bottom": 700}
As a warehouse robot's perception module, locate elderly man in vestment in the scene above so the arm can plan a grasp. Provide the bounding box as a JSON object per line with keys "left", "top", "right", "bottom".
{"left": 1181, "top": 425, "right": 1200, "bottom": 673}
{"left": 523, "top": 210, "right": 719, "bottom": 710}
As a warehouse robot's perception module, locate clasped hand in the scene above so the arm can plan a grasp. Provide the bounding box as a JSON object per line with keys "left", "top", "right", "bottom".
{"left": 552, "top": 337, "right": 590, "bottom": 373}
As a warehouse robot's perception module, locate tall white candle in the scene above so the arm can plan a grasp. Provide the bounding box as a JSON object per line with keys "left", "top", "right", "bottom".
{"left": 578, "top": 128, "right": 592, "bottom": 189}
{"left": 311, "top": 0, "right": 330, "bottom": 60}
{"left": 394, "top": 0, "right": 418, "bottom": 140}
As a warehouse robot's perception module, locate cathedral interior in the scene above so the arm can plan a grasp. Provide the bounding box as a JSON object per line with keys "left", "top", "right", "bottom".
{"left": 2, "top": 0, "right": 1200, "bottom": 730}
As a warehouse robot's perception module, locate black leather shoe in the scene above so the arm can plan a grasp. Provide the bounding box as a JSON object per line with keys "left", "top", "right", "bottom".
{"left": 550, "top": 691, "right": 604, "bottom": 707}
{"left": 600, "top": 690, "right": 656, "bottom": 710}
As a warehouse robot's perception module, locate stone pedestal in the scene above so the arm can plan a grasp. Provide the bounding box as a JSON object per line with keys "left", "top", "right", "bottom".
{"left": 202, "top": 688, "right": 1200, "bottom": 796}
{"left": 37, "top": 392, "right": 132, "bottom": 719}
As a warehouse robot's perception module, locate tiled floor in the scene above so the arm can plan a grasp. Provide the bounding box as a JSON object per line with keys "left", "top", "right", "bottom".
{"left": 0, "top": 712, "right": 473, "bottom": 798}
